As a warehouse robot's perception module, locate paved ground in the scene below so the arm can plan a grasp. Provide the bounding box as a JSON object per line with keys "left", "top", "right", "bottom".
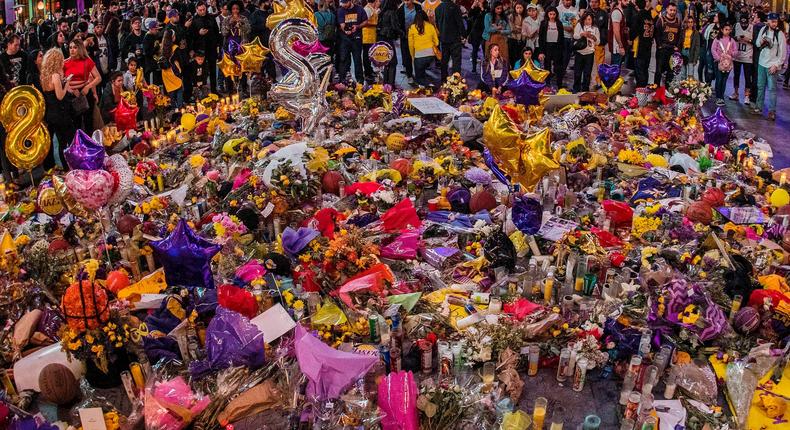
{"left": 376, "top": 41, "right": 790, "bottom": 169}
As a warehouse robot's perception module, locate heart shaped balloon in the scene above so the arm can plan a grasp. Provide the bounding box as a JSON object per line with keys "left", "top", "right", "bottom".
{"left": 104, "top": 154, "right": 134, "bottom": 206}
{"left": 64, "top": 169, "right": 115, "bottom": 210}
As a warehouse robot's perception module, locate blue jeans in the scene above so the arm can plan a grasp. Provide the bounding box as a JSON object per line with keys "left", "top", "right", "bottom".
{"left": 169, "top": 88, "right": 184, "bottom": 108}
{"left": 714, "top": 67, "right": 729, "bottom": 100}
{"left": 756, "top": 64, "right": 778, "bottom": 112}
{"left": 413, "top": 56, "right": 435, "bottom": 87}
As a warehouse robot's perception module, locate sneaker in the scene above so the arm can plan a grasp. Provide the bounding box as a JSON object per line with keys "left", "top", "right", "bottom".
{"left": 750, "top": 107, "right": 762, "bottom": 115}
{"left": 768, "top": 111, "right": 776, "bottom": 121}
{"left": 729, "top": 93, "right": 739, "bottom": 100}
{"left": 716, "top": 98, "right": 725, "bottom": 106}
{"left": 744, "top": 96, "right": 751, "bottom": 105}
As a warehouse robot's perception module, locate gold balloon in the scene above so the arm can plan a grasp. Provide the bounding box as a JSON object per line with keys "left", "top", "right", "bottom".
{"left": 219, "top": 53, "right": 241, "bottom": 78}
{"left": 0, "top": 85, "right": 50, "bottom": 170}
{"left": 482, "top": 104, "right": 523, "bottom": 176}
{"left": 482, "top": 105, "right": 558, "bottom": 191}
{"left": 242, "top": 37, "right": 270, "bottom": 57}
{"left": 266, "top": 0, "right": 317, "bottom": 30}
{"left": 602, "top": 77, "right": 624, "bottom": 98}
{"left": 37, "top": 187, "right": 64, "bottom": 216}
{"left": 509, "top": 60, "right": 550, "bottom": 82}
{"left": 181, "top": 113, "right": 196, "bottom": 131}
{"left": 236, "top": 48, "right": 265, "bottom": 74}
{"left": 517, "top": 127, "right": 559, "bottom": 191}
{"left": 52, "top": 175, "right": 89, "bottom": 218}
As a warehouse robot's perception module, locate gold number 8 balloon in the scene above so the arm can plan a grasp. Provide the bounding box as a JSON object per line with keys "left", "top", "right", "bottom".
{"left": 0, "top": 85, "right": 50, "bottom": 170}
{"left": 269, "top": 18, "right": 332, "bottom": 134}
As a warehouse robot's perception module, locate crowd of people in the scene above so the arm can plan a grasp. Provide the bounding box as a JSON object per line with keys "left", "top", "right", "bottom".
{"left": 0, "top": 0, "right": 788, "bottom": 178}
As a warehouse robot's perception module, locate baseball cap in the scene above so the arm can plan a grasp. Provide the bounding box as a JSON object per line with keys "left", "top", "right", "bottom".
{"left": 167, "top": 9, "right": 179, "bottom": 18}
{"left": 526, "top": 3, "right": 538, "bottom": 9}
{"left": 146, "top": 19, "right": 159, "bottom": 30}
{"left": 768, "top": 12, "right": 779, "bottom": 20}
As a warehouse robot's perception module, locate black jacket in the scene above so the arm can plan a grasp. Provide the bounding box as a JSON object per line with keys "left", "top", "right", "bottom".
{"left": 397, "top": 3, "right": 424, "bottom": 39}
{"left": 591, "top": 8, "right": 608, "bottom": 46}
{"left": 537, "top": 19, "right": 565, "bottom": 57}
{"left": 249, "top": 7, "right": 273, "bottom": 46}
{"left": 434, "top": 0, "right": 465, "bottom": 44}
{"left": 189, "top": 13, "right": 220, "bottom": 58}
{"left": 467, "top": 5, "right": 487, "bottom": 42}
{"left": 120, "top": 30, "right": 146, "bottom": 64}
{"left": 377, "top": 9, "right": 402, "bottom": 41}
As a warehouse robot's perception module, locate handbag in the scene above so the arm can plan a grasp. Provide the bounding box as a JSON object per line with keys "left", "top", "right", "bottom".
{"left": 573, "top": 36, "right": 588, "bottom": 51}
{"left": 717, "top": 41, "right": 733, "bottom": 72}
{"left": 71, "top": 61, "right": 90, "bottom": 114}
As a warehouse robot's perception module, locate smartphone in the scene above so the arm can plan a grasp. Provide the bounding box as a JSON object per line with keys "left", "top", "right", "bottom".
{"left": 64, "top": 73, "right": 74, "bottom": 83}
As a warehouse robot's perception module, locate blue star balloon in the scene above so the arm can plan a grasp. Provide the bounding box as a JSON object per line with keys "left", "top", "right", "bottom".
{"left": 505, "top": 70, "right": 545, "bottom": 106}
{"left": 151, "top": 219, "right": 222, "bottom": 289}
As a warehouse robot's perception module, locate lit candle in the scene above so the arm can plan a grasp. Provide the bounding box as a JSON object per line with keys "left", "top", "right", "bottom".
{"left": 761, "top": 151, "right": 768, "bottom": 163}
{"left": 781, "top": 173, "right": 787, "bottom": 186}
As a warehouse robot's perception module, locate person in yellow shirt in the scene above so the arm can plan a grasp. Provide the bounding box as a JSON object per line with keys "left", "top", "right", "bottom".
{"left": 362, "top": 0, "right": 380, "bottom": 83}
{"left": 408, "top": 10, "right": 440, "bottom": 87}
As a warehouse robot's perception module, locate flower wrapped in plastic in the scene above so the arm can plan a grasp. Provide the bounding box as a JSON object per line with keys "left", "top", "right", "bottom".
{"left": 189, "top": 307, "right": 265, "bottom": 377}
{"left": 144, "top": 375, "right": 210, "bottom": 430}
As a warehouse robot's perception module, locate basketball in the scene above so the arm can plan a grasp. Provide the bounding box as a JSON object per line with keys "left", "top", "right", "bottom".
{"left": 38, "top": 363, "right": 79, "bottom": 405}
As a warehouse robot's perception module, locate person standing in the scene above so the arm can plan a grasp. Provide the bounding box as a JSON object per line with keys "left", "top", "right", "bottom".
{"left": 507, "top": 1, "right": 526, "bottom": 69}
{"left": 0, "top": 35, "right": 28, "bottom": 86}
{"left": 64, "top": 38, "right": 102, "bottom": 132}
{"left": 751, "top": 13, "right": 786, "bottom": 121}
{"left": 556, "top": 0, "right": 578, "bottom": 84}
{"left": 730, "top": 14, "right": 752, "bottom": 103}
{"left": 337, "top": 0, "right": 369, "bottom": 83}
{"left": 143, "top": 20, "right": 162, "bottom": 85}
{"left": 398, "top": 0, "right": 423, "bottom": 85}
{"left": 750, "top": 12, "right": 764, "bottom": 103}
{"left": 588, "top": 0, "right": 608, "bottom": 88}
{"left": 435, "top": 0, "right": 466, "bottom": 81}
{"left": 103, "top": 2, "right": 122, "bottom": 69}
{"left": 632, "top": 1, "right": 654, "bottom": 87}
{"left": 408, "top": 10, "right": 439, "bottom": 87}
{"left": 314, "top": 0, "right": 337, "bottom": 79}
{"left": 120, "top": 16, "right": 146, "bottom": 71}
{"left": 377, "top": 0, "right": 402, "bottom": 85}
{"left": 623, "top": 0, "right": 638, "bottom": 69}
{"left": 483, "top": 2, "right": 511, "bottom": 65}
{"left": 609, "top": 0, "right": 629, "bottom": 67}
{"left": 467, "top": 0, "right": 487, "bottom": 75}
{"left": 711, "top": 22, "right": 736, "bottom": 105}
{"left": 572, "top": 12, "right": 599, "bottom": 93}
{"left": 362, "top": 0, "right": 380, "bottom": 84}
{"left": 537, "top": 7, "right": 565, "bottom": 88}
{"left": 190, "top": 2, "right": 220, "bottom": 94}
{"left": 522, "top": 4, "right": 541, "bottom": 51}
{"left": 653, "top": 2, "right": 683, "bottom": 86}
{"left": 680, "top": 15, "right": 701, "bottom": 79}
{"left": 90, "top": 22, "right": 115, "bottom": 86}
{"left": 40, "top": 48, "right": 76, "bottom": 170}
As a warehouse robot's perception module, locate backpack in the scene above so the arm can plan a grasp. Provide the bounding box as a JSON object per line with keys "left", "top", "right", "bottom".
{"left": 717, "top": 40, "right": 733, "bottom": 72}
{"left": 316, "top": 10, "right": 336, "bottom": 43}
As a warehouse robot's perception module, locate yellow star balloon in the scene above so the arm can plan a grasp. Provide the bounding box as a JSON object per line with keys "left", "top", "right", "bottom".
{"left": 242, "top": 37, "right": 270, "bottom": 57}
{"left": 219, "top": 53, "right": 241, "bottom": 78}
{"left": 517, "top": 127, "right": 559, "bottom": 191}
{"left": 509, "top": 60, "right": 550, "bottom": 82}
{"left": 266, "top": 0, "right": 317, "bottom": 29}
{"left": 237, "top": 49, "right": 265, "bottom": 73}
{"left": 482, "top": 105, "right": 558, "bottom": 191}
{"left": 482, "top": 104, "right": 523, "bottom": 176}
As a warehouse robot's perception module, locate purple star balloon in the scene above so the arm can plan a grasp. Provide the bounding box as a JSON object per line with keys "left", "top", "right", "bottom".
{"left": 505, "top": 70, "right": 545, "bottom": 106}
{"left": 151, "top": 219, "right": 222, "bottom": 289}
{"left": 64, "top": 129, "right": 106, "bottom": 170}
{"left": 598, "top": 63, "right": 621, "bottom": 88}
{"left": 701, "top": 107, "right": 735, "bottom": 147}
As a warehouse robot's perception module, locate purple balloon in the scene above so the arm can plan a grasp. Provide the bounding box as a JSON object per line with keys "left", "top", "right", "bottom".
{"left": 701, "top": 107, "right": 735, "bottom": 147}
{"left": 64, "top": 129, "right": 106, "bottom": 170}
{"left": 512, "top": 195, "right": 543, "bottom": 235}
{"left": 151, "top": 219, "right": 222, "bottom": 289}
{"left": 483, "top": 147, "right": 510, "bottom": 186}
{"left": 598, "top": 63, "right": 621, "bottom": 88}
{"left": 504, "top": 70, "right": 545, "bottom": 106}
{"left": 226, "top": 38, "right": 242, "bottom": 59}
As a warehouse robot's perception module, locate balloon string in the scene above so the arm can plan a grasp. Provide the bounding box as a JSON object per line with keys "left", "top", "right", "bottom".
{"left": 28, "top": 171, "right": 35, "bottom": 188}
{"left": 98, "top": 207, "right": 113, "bottom": 267}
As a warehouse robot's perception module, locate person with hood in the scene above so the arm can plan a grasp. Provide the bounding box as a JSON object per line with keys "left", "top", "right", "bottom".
{"left": 750, "top": 12, "right": 786, "bottom": 121}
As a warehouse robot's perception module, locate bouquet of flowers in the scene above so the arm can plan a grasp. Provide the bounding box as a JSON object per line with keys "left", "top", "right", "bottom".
{"left": 670, "top": 78, "right": 712, "bottom": 106}
{"left": 440, "top": 73, "right": 469, "bottom": 106}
